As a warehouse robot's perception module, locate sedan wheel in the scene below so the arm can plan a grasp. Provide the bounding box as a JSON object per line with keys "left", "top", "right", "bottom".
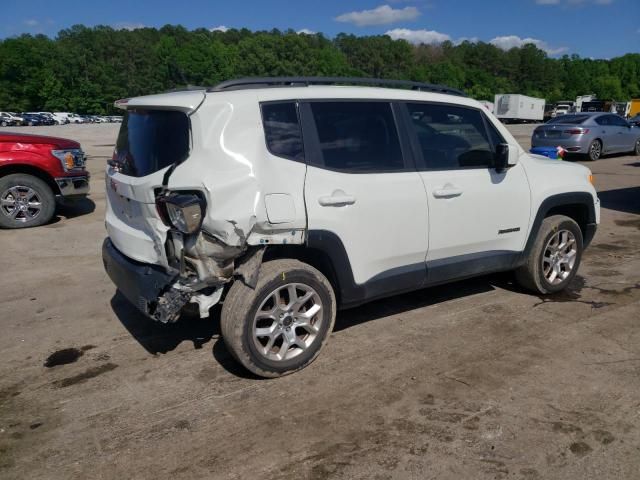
{"left": 634, "top": 139, "right": 640, "bottom": 156}
{"left": 588, "top": 140, "right": 602, "bottom": 161}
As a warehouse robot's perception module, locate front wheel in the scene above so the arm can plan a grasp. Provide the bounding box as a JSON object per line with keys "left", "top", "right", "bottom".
{"left": 633, "top": 139, "right": 640, "bottom": 156}
{"left": 515, "top": 215, "right": 583, "bottom": 294}
{"left": 0, "top": 174, "right": 56, "bottom": 229}
{"left": 221, "top": 259, "right": 336, "bottom": 378}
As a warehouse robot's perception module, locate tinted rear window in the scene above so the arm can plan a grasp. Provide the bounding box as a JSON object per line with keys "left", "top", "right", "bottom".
{"left": 547, "top": 115, "right": 589, "bottom": 124}
{"left": 309, "top": 102, "right": 404, "bottom": 172}
{"left": 114, "top": 110, "right": 190, "bottom": 177}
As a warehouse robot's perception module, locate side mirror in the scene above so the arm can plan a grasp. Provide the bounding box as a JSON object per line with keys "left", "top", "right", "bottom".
{"left": 494, "top": 143, "right": 509, "bottom": 173}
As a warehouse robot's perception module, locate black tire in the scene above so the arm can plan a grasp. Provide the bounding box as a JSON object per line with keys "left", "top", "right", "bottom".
{"left": 221, "top": 259, "right": 336, "bottom": 378}
{"left": 515, "top": 215, "right": 583, "bottom": 294}
{"left": 586, "top": 139, "right": 602, "bottom": 161}
{"left": 0, "top": 174, "right": 56, "bottom": 229}
{"left": 0, "top": 121, "right": 7, "bottom": 127}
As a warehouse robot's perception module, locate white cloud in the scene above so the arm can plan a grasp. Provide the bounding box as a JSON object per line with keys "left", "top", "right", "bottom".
{"left": 297, "top": 28, "right": 316, "bottom": 35}
{"left": 335, "top": 5, "right": 420, "bottom": 27}
{"left": 386, "top": 29, "right": 481, "bottom": 46}
{"left": 24, "top": 19, "right": 39, "bottom": 27}
{"left": 113, "top": 22, "right": 145, "bottom": 31}
{"left": 489, "top": 35, "right": 568, "bottom": 55}
{"left": 385, "top": 28, "right": 450, "bottom": 44}
{"left": 210, "top": 25, "right": 229, "bottom": 32}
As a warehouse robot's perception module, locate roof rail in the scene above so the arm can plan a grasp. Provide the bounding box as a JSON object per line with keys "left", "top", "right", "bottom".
{"left": 208, "top": 77, "right": 466, "bottom": 97}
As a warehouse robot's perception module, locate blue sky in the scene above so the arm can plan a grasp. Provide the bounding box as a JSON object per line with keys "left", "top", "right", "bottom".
{"left": 3, "top": 0, "right": 639, "bottom": 58}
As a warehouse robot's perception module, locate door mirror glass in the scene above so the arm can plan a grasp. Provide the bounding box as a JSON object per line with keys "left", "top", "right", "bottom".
{"left": 494, "top": 143, "right": 509, "bottom": 172}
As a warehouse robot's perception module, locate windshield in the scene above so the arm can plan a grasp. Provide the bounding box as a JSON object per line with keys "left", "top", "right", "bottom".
{"left": 114, "top": 110, "right": 190, "bottom": 177}
{"left": 547, "top": 115, "right": 589, "bottom": 125}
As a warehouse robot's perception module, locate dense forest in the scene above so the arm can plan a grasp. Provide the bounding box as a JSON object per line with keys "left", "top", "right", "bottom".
{"left": 1, "top": 25, "right": 638, "bottom": 114}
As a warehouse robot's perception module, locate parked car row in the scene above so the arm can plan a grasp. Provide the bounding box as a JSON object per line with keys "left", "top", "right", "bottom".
{"left": 0, "top": 111, "right": 122, "bottom": 126}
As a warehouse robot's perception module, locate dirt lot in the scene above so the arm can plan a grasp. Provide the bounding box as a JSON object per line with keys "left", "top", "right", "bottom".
{"left": 1, "top": 122, "right": 639, "bottom": 480}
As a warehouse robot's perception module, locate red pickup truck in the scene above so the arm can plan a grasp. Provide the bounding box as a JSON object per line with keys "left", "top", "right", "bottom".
{"left": 0, "top": 132, "right": 89, "bottom": 228}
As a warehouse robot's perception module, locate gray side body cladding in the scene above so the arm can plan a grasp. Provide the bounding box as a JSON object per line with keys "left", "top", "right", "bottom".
{"left": 305, "top": 192, "right": 597, "bottom": 309}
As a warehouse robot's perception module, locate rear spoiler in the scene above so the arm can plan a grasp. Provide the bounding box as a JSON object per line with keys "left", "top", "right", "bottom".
{"left": 113, "top": 90, "right": 206, "bottom": 113}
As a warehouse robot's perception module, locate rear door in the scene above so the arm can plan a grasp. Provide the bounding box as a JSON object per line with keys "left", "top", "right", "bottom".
{"left": 594, "top": 115, "right": 618, "bottom": 153}
{"left": 401, "top": 101, "right": 531, "bottom": 283}
{"left": 301, "top": 100, "right": 429, "bottom": 303}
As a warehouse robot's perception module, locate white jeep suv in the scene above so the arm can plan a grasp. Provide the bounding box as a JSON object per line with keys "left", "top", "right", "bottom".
{"left": 102, "top": 77, "right": 600, "bottom": 377}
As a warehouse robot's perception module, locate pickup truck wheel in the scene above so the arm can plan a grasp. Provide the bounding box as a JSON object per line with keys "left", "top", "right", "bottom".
{"left": 0, "top": 174, "right": 56, "bottom": 229}
{"left": 221, "top": 259, "right": 336, "bottom": 378}
{"left": 515, "top": 215, "right": 583, "bottom": 294}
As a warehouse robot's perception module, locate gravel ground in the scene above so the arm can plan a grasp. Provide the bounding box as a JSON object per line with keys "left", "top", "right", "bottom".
{"left": 1, "top": 123, "right": 639, "bottom": 480}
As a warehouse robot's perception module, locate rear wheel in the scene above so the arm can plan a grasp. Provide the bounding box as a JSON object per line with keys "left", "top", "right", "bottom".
{"left": 587, "top": 139, "right": 602, "bottom": 161}
{"left": 633, "top": 139, "right": 640, "bottom": 156}
{"left": 221, "top": 259, "right": 336, "bottom": 378}
{"left": 0, "top": 174, "right": 56, "bottom": 229}
{"left": 515, "top": 215, "right": 583, "bottom": 294}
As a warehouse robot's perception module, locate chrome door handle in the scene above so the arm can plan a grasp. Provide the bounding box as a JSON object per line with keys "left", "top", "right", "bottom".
{"left": 433, "top": 187, "right": 463, "bottom": 198}
{"left": 318, "top": 192, "right": 356, "bottom": 206}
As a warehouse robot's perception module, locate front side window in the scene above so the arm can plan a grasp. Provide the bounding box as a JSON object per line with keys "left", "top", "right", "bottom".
{"left": 406, "top": 103, "right": 494, "bottom": 169}
{"left": 309, "top": 102, "right": 404, "bottom": 172}
{"left": 261, "top": 102, "right": 304, "bottom": 162}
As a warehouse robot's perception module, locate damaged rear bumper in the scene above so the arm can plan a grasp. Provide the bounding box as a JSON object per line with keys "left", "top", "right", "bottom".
{"left": 102, "top": 238, "right": 181, "bottom": 321}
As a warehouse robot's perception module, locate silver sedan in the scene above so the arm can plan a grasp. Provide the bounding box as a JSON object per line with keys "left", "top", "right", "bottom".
{"left": 532, "top": 112, "right": 640, "bottom": 161}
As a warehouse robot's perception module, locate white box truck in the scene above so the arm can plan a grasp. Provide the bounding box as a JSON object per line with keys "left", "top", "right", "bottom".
{"left": 576, "top": 94, "right": 596, "bottom": 112}
{"left": 494, "top": 94, "right": 545, "bottom": 123}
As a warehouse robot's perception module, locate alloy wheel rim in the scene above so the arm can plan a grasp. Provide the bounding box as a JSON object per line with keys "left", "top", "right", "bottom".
{"left": 252, "top": 283, "right": 323, "bottom": 362}
{"left": 591, "top": 142, "right": 601, "bottom": 158}
{"left": 0, "top": 185, "right": 43, "bottom": 222}
{"left": 542, "top": 229, "right": 577, "bottom": 285}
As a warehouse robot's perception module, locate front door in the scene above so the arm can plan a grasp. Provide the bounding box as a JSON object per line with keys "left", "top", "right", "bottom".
{"left": 401, "top": 101, "right": 531, "bottom": 283}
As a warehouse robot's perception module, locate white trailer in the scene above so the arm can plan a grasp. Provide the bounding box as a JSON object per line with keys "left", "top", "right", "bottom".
{"left": 494, "top": 94, "right": 545, "bottom": 123}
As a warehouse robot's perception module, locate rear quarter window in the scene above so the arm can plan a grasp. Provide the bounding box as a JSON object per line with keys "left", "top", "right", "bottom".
{"left": 261, "top": 102, "right": 304, "bottom": 162}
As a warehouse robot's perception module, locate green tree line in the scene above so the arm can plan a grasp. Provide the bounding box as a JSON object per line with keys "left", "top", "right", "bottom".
{"left": 1, "top": 25, "right": 638, "bottom": 114}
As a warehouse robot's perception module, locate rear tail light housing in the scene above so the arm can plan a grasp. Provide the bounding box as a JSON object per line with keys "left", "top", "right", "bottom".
{"left": 156, "top": 192, "right": 206, "bottom": 234}
{"left": 564, "top": 128, "right": 589, "bottom": 135}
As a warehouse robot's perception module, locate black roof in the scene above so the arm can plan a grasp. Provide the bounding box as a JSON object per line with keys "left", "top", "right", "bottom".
{"left": 207, "top": 76, "right": 466, "bottom": 97}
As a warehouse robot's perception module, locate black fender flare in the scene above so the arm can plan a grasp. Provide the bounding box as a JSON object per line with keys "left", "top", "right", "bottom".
{"left": 517, "top": 191, "right": 597, "bottom": 266}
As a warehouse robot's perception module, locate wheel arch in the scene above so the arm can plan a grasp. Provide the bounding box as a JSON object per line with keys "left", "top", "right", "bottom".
{"left": 0, "top": 164, "right": 61, "bottom": 195}
{"left": 519, "top": 192, "right": 597, "bottom": 265}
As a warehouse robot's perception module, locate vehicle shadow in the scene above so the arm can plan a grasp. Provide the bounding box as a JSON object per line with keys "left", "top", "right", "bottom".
{"left": 110, "top": 273, "right": 510, "bottom": 378}
{"left": 110, "top": 290, "right": 220, "bottom": 354}
{"left": 334, "top": 275, "right": 501, "bottom": 332}
{"left": 57, "top": 197, "right": 96, "bottom": 219}
{"left": 598, "top": 186, "right": 640, "bottom": 215}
